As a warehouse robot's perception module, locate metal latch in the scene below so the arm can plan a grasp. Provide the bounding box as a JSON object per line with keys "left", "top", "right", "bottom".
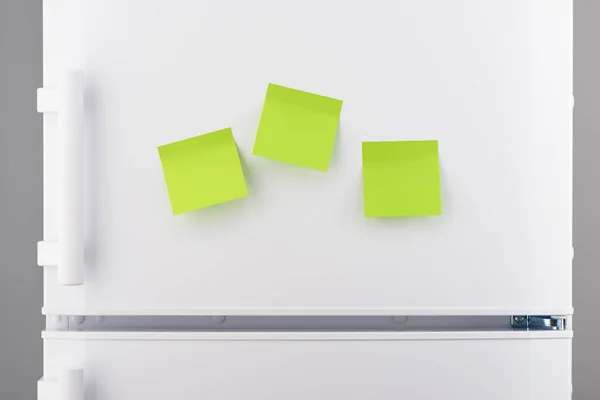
{"left": 511, "top": 315, "right": 567, "bottom": 330}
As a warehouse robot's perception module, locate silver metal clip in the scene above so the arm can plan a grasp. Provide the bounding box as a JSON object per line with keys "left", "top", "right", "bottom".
{"left": 511, "top": 315, "right": 567, "bottom": 330}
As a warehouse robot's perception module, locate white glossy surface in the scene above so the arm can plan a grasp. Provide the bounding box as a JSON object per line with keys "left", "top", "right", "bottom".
{"left": 42, "top": 0, "right": 572, "bottom": 315}
{"left": 43, "top": 333, "right": 572, "bottom": 400}
{"left": 37, "top": 88, "right": 58, "bottom": 113}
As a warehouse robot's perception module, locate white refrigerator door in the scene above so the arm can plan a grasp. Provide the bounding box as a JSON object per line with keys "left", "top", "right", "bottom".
{"left": 40, "top": 0, "right": 572, "bottom": 316}
{"left": 40, "top": 331, "right": 572, "bottom": 400}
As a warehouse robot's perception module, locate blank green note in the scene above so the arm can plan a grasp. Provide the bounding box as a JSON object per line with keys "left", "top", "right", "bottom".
{"left": 253, "top": 83, "right": 343, "bottom": 171}
{"left": 158, "top": 128, "right": 248, "bottom": 215}
{"left": 362, "top": 140, "right": 442, "bottom": 217}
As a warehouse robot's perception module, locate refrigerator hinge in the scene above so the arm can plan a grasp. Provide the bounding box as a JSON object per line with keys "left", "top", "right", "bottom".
{"left": 38, "top": 369, "right": 84, "bottom": 400}
{"left": 510, "top": 315, "right": 567, "bottom": 330}
{"left": 38, "top": 378, "right": 58, "bottom": 400}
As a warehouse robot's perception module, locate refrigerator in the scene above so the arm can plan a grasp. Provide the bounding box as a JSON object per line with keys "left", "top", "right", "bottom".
{"left": 37, "top": 0, "right": 573, "bottom": 399}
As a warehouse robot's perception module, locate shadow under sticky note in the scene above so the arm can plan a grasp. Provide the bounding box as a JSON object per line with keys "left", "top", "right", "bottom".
{"left": 158, "top": 128, "right": 248, "bottom": 215}
{"left": 362, "top": 140, "right": 442, "bottom": 217}
{"left": 252, "top": 83, "right": 343, "bottom": 172}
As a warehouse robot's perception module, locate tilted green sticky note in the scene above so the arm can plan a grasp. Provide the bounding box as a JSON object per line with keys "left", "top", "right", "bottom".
{"left": 362, "top": 140, "right": 442, "bottom": 217}
{"left": 252, "top": 83, "right": 343, "bottom": 171}
{"left": 158, "top": 128, "right": 248, "bottom": 215}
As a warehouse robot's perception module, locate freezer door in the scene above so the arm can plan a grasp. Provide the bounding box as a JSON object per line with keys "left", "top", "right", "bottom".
{"left": 40, "top": 331, "right": 572, "bottom": 400}
{"left": 41, "top": 0, "right": 572, "bottom": 316}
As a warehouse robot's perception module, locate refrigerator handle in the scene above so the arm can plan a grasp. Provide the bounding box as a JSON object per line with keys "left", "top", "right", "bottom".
{"left": 37, "top": 69, "right": 85, "bottom": 286}
{"left": 60, "top": 369, "right": 84, "bottom": 400}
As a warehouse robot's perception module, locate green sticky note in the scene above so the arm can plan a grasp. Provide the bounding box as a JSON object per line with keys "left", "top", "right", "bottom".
{"left": 158, "top": 128, "right": 248, "bottom": 215}
{"left": 253, "top": 83, "right": 343, "bottom": 171}
{"left": 362, "top": 140, "right": 442, "bottom": 217}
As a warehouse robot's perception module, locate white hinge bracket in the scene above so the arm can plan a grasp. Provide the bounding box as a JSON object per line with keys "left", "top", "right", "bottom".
{"left": 38, "top": 369, "right": 84, "bottom": 400}
{"left": 38, "top": 378, "right": 59, "bottom": 400}
{"left": 38, "top": 241, "right": 58, "bottom": 267}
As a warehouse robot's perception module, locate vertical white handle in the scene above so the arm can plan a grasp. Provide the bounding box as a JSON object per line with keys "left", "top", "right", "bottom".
{"left": 57, "top": 69, "right": 84, "bottom": 285}
{"left": 60, "top": 369, "right": 84, "bottom": 400}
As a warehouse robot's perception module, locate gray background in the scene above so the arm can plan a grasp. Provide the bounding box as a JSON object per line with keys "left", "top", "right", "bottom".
{"left": 0, "top": 0, "right": 596, "bottom": 398}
